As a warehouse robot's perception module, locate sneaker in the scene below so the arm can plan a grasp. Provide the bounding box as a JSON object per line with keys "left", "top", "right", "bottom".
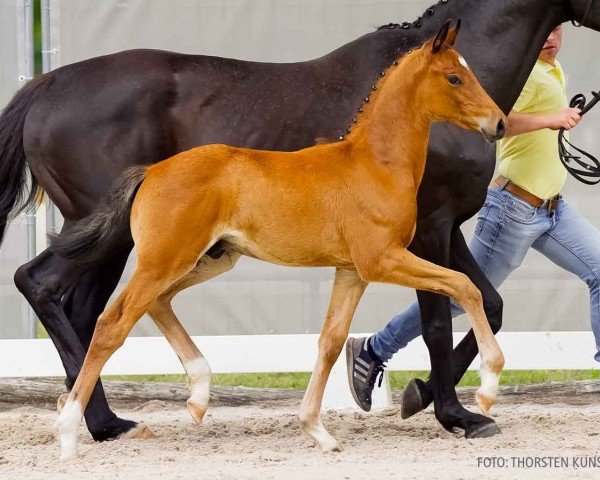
{"left": 345, "top": 337, "right": 386, "bottom": 412}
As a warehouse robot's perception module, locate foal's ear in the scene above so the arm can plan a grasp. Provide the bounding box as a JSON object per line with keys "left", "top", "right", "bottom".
{"left": 446, "top": 19, "right": 462, "bottom": 47}
{"left": 432, "top": 20, "right": 452, "bottom": 54}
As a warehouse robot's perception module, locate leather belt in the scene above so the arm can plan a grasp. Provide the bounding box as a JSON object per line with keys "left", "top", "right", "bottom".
{"left": 491, "top": 176, "right": 561, "bottom": 211}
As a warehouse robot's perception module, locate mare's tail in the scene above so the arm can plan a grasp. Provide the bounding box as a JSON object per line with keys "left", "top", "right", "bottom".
{"left": 0, "top": 75, "right": 52, "bottom": 247}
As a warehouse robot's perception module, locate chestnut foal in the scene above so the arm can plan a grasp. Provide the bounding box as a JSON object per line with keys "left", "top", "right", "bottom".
{"left": 54, "top": 22, "right": 506, "bottom": 459}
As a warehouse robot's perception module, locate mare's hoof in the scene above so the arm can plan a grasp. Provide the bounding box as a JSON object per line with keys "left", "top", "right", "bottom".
{"left": 401, "top": 378, "right": 427, "bottom": 419}
{"left": 91, "top": 418, "right": 155, "bottom": 442}
{"left": 465, "top": 421, "right": 501, "bottom": 439}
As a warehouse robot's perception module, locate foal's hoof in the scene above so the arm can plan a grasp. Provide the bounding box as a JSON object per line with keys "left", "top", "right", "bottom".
{"left": 324, "top": 441, "right": 344, "bottom": 453}
{"left": 57, "top": 393, "right": 68, "bottom": 413}
{"left": 465, "top": 421, "right": 502, "bottom": 439}
{"left": 120, "top": 423, "right": 157, "bottom": 440}
{"left": 475, "top": 389, "right": 497, "bottom": 415}
{"left": 312, "top": 434, "right": 343, "bottom": 453}
{"left": 187, "top": 400, "right": 208, "bottom": 424}
{"left": 59, "top": 446, "right": 79, "bottom": 462}
{"left": 300, "top": 421, "right": 343, "bottom": 452}
{"left": 401, "top": 378, "right": 427, "bottom": 419}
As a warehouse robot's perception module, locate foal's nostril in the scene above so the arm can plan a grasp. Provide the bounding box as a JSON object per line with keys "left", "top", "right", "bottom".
{"left": 496, "top": 119, "right": 506, "bottom": 139}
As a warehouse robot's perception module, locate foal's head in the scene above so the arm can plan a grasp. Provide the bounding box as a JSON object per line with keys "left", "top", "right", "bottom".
{"left": 414, "top": 20, "right": 506, "bottom": 142}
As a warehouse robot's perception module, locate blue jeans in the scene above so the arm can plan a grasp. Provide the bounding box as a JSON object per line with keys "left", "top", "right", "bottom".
{"left": 371, "top": 186, "right": 600, "bottom": 363}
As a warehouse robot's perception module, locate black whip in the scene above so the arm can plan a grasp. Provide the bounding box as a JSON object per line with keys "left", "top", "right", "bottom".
{"left": 558, "top": 91, "right": 600, "bottom": 185}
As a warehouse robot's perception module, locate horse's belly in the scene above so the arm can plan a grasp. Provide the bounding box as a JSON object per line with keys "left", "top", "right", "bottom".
{"left": 220, "top": 228, "right": 353, "bottom": 269}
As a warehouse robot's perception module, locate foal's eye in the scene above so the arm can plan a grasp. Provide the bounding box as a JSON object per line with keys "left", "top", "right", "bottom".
{"left": 448, "top": 75, "right": 462, "bottom": 86}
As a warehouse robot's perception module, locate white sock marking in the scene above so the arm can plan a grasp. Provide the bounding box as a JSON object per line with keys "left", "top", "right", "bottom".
{"left": 185, "top": 357, "right": 211, "bottom": 408}
{"left": 479, "top": 369, "right": 499, "bottom": 399}
{"left": 56, "top": 399, "right": 83, "bottom": 460}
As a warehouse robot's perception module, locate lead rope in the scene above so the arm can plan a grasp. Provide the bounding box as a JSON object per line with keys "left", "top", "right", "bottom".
{"left": 558, "top": 91, "right": 600, "bottom": 185}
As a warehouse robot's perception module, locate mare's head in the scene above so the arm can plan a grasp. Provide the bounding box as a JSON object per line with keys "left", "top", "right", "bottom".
{"left": 414, "top": 20, "right": 506, "bottom": 142}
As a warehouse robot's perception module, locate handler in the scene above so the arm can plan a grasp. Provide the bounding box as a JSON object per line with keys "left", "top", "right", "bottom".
{"left": 346, "top": 25, "right": 600, "bottom": 411}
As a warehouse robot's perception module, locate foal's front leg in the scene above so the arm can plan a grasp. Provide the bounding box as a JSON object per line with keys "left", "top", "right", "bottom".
{"left": 402, "top": 229, "right": 505, "bottom": 427}
{"left": 356, "top": 245, "right": 505, "bottom": 414}
{"left": 299, "top": 268, "right": 367, "bottom": 451}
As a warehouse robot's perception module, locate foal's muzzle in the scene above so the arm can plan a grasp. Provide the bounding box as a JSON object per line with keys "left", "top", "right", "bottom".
{"left": 482, "top": 119, "right": 506, "bottom": 143}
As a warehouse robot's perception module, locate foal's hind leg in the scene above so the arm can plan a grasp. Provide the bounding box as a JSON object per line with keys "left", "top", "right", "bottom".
{"left": 299, "top": 268, "right": 366, "bottom": 452}
{"left": 56, "top": 249, "right": 202, "bottom": 460}
{"left": 148, "top": 252, "right": 241, "bottom": 424}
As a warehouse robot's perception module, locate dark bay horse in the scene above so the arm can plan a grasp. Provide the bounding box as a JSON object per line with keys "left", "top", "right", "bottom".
{"left": 54, "top": 25, "right": 506, "bottom": 458}
{"left": 0, "top": 0, "right": 598, "bottom": 441}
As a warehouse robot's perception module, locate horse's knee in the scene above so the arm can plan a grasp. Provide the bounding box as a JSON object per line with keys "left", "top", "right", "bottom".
{"left": 14, "top": 263, "right": 62, "bottom": 311}
{"left": 14, "top": 263, "right": 53, "bottom": 299}
{"left": 92, "top": 311, "right": 127, "bottom": 353}
{"left": 93, "top": 327, "right": 126, "bottom": 355}
{"left": 456, "top": 276, "right": 483, "bottom": 311}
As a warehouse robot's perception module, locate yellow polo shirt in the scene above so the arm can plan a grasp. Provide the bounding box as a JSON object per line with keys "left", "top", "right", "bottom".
{"left": 496, "top": 59, "right": 568, "bottom": 199}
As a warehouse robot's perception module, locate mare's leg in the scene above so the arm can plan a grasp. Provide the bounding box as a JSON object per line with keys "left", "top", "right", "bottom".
{"left": 401, "top": 182, "right": 548, "bottom": 419}
{"left": 148, "top": 252, "right": 241, "bottom": 423}
{"left": 62, "top": 247, "right": 132, "bottom": 349}
{"left": 299, "top": 268, "right": 367, "bottom": 452}
{"left": 408, "top": 231, "right": 500, "bottom": 437}
{"left": 356, "top": 245, "right": 505, "bottom": 415}
{"left": 403, "top": 229, "right": 504, "bottom": 422}
{"left": 13, "top": 246, "right": 147, "bottom": 441}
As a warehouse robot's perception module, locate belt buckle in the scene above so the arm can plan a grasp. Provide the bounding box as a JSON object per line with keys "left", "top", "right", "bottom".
{"left": 545, "top": 196, "right": 559, "bottom": 211}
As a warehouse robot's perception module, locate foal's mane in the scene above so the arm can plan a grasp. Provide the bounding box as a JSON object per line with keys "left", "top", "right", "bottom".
{"left": 340, "top": 47, "right": 425, "bottom": 143}
{"left": 316, "top": 47, "right": 426, "bottom": 148}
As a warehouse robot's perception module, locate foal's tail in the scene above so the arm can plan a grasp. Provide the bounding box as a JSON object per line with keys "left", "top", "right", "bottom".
{"left": 51, "top": 166, "right": 148, "bottom": 264}
{"left": 0, "top": 75, "right": 51, "bottom": 247}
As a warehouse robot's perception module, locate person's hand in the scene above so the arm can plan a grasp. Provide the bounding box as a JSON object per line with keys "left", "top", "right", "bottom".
{"left": 548, "top": 107, "right": 582, "bottom": 130}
